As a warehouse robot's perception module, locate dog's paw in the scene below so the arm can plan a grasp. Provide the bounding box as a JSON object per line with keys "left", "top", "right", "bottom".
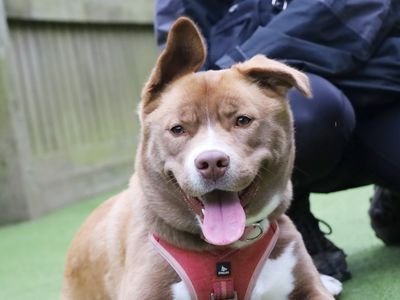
{"left": 171, "top": 281, "right": 190, "bottom": 300}
{"left": 320, "top": 274, "right": 342, "bottom": 296}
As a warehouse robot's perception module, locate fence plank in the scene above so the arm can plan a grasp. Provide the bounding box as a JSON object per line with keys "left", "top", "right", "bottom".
{"left": 0, "top": 0, "right": 32, "bottom": 223}
{"left": 1, "top": 15, "right": 159, "bottom": 222}
{"left": 4, "top": 0, "right": 153, "bottom": 24}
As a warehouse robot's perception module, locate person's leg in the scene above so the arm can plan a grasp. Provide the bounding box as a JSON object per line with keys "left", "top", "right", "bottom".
{"left": 353, "top": 104, "right": 400, "bottom": 191}
{"left": 369, "top": 187, "right": 400, "bottom": 244}
{"left": 290, "top": 74, "right": 356, "bottom": 188}
{"left": 287, "top": 73, "right": 356, "bottom": 281}
{"left": 354, "top": 104, "right": 400, "bottom": 245}
{"left": 296, "top": 99, "right": 400, "bottom": 278}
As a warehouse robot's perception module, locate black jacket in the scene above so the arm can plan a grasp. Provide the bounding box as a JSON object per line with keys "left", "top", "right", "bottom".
{"left": 155, "top": 0, "right": 400, "bottom": 108}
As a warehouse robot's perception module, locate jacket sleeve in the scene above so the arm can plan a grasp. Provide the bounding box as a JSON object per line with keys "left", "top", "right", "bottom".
{"left": 214, "top": 0, "right": 398, "bottom": 76}
{"left": 154, "top": 0, "right": 186, "bottom": 48}
{"left": 154, "top": 0, "right": 233, "bottom": 49}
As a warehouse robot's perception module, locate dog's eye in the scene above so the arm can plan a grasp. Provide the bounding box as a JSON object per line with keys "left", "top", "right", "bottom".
{"left": 170, "top": 125, "right": 186, "bottom": 136}
{"left": 235, "top": 115, "right": 252, "bottom": 127}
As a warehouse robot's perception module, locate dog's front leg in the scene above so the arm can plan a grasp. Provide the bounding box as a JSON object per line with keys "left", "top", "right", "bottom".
{"left": 284, "top": 218, "right": 340, "bottom": 300}
{"left": 118, "top": 249, "right": 179, "bottom": 300}
{"left": 252, "top": 216, "right": 340, "bottom": 300}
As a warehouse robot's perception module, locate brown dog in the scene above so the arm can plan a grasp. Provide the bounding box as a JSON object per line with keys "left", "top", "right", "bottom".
{"left": 62, "top": 17, "right": 341, "bottom": 300}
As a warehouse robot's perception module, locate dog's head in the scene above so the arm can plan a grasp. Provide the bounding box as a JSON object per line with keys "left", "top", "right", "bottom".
{"left": 137, "top": 18, "right": 310, "bottom": 246}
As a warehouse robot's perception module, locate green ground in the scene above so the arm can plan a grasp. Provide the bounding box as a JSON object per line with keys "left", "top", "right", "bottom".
{"left": 0, "top": 186, "right": 399, "bottom": 299}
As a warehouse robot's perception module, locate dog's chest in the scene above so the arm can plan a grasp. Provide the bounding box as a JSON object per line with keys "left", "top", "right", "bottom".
{"left": 250, "top": 242, "right": 296, "bottom": 300}
{"left": 171, "top": 242, "right": 297, "bottom": 300}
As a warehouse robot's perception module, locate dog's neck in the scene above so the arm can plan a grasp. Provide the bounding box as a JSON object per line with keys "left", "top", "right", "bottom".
{"left": 144, "top": 201, "right": 215, "bottom": 251}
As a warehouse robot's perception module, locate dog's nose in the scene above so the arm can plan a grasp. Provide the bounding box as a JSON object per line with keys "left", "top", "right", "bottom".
{"left": 195, "top": 150, "right": 230, "bottom": 180}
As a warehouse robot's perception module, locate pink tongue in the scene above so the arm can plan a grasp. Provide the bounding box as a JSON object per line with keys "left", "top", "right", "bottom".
{"left": 201, "top": 190, "right": 245, "bottom": 246}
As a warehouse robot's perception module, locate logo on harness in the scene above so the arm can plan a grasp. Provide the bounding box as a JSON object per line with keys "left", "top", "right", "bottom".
{"left": 216, "top": 262, "right": 231, "bottom": 277}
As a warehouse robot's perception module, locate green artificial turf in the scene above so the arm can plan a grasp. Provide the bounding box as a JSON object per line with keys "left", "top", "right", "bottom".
{"left": 0, "top": 186, "right": 399, "bottom": 299}
{"left": 0, "top": 191, "right": 114, "bottom": 300}
{"left": 311, "top": 186, "right": 400, "bottom": 300}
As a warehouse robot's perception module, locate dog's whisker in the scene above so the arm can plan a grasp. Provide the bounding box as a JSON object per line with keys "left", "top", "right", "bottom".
{"left": 259, "top": 165, "right": 274, "bottom": 176}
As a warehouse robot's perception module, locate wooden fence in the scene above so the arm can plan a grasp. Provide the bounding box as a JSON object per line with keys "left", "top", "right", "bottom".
{"left": 0, "top": 0, "right": 159, "bottom": 224}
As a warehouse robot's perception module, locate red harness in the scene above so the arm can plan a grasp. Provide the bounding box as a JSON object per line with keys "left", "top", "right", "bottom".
{"left": 150, "top": 221, "right": 279, "bottom": 300}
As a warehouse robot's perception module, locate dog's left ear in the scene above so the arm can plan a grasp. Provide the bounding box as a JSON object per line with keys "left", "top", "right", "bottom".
{"left": 141, "top": 17, "right": 206, "bottom": 114}
{"left": 234, "top": 55, "right": 312, "bottom": 98}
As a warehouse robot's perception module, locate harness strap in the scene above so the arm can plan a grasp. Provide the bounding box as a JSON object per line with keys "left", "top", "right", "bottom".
{"left": 213, "top": 279, "right": 235, "bottom": 299}
{"left": 151, "top": 220, "right": 279, "bottom": 300}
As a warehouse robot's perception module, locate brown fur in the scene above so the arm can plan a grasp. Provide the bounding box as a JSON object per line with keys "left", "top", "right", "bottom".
{"left": 62, "top": 17, "right": 333, "bottom": 299}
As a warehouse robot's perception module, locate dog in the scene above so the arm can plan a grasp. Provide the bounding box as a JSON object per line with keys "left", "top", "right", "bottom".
{"left": 61, "top": 17, "right": 342, "bottom": 300}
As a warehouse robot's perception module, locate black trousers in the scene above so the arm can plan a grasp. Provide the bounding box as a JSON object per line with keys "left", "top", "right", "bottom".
{"left": 289, "top": 73, "right": 400, "bottom": 206}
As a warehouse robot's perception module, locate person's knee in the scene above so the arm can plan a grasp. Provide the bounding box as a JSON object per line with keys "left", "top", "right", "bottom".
{"left": 289, "top": 74, "right": 355, "bottom": 183}
{"left": 290, "top": 73, "right": 355, "bottom": 148}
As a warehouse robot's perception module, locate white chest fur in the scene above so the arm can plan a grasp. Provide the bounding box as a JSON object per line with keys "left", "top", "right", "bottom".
{"left": 171, "top": 242, "right": 297, "bottom": 300}
{"left": 251, "top": 242, "right": 296, "bottom": 300}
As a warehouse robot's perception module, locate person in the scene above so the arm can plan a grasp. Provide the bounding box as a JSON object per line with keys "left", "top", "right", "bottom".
{"left": 154, "top": 0, "right": 400, "bottom": 282}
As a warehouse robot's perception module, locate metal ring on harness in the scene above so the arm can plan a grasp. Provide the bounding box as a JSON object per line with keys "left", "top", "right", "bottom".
{"left": 245, "top": 223, "right": 264, "bottom": 241}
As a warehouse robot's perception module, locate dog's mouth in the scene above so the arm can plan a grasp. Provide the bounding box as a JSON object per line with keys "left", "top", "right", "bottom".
{"left": 184, "top": 182, "right": 257, "bottom": 246}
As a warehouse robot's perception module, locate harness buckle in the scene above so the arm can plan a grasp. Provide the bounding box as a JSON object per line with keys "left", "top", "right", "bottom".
{"left": 210, "top": 291, "right": 238, "bottom": 300}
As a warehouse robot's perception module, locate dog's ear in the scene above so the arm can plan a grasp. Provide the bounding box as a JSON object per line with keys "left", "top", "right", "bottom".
{"left": 234, "top": 55, "right": 311, "bottom": 98}
{"left": 141, "top": 17, "right": 206, "bottom": 114}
